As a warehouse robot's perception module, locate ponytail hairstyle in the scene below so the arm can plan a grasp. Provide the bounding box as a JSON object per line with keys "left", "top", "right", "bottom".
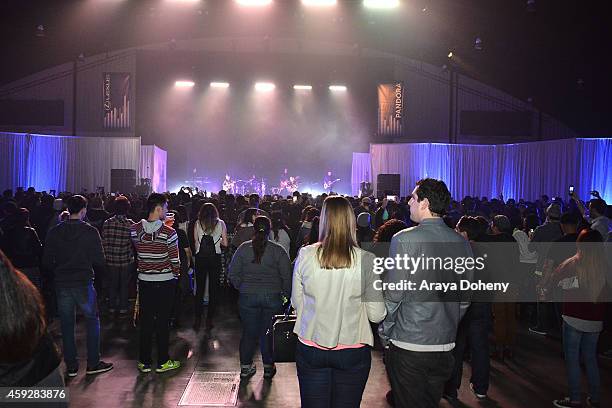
{"left": 271, "top": 211, "right": 288, "bottom": 241}
{"left": 252, "top": 216, "right": 271, "bottom": 264}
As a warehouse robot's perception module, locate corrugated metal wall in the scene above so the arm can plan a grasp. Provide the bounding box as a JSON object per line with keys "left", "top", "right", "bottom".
{"left": 0, "top": 38, "right": 578, "bottom": 143}
{"left": 0, "top": 51, "right": 136, "bottom": 137}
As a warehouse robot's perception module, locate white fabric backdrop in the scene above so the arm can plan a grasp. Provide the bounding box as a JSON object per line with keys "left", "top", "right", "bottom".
{"left": 357, "top": 138, "right": 612, "bottom": 202}
{"left": 140, "top": 145, "right": 167, "bottom": 193}
{"left": 0, "top": 132, "right": 140, "bottom": 193}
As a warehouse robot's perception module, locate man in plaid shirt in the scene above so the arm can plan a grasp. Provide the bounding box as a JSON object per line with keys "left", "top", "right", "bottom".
{"left": 102, "top": 196, "right": 135, "bottom": 316}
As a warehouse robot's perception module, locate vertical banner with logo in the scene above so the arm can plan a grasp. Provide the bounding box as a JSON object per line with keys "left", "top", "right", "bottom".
{"left": 103, "top": 73, "right": 131, "bottom": 129}
{"left": 377, "top": 82, "right": 404, "bottom": 137}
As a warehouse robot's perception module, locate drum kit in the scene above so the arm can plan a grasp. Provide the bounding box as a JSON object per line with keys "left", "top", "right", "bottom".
{"left": 224, "top": 175, "right": 301, "bottom": 196}
{"left": 184, "top": 176, "right": 212, "bottom": 192}
{"left": 223, "top": 176, "right": 267, "bottom": 196}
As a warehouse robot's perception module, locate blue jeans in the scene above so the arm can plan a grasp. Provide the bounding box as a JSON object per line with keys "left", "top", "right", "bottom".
{"left": 56, "top": 283, "right": 100, "bottom": 370}
{"left": 238, "top": 292, "right": 282, "bottom": 365}
{"left": 296, "top": 341, "right": 371, "bottom": 408}
{"left": 563, "top": 321, "right": 600, "bottom": 403}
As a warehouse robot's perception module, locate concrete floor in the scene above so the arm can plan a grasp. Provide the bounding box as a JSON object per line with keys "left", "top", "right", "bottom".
{"left": 52, "top": 296, "right": 612, "bottom": 408}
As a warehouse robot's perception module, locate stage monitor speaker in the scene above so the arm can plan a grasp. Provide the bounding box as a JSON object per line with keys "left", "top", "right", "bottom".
{"left": 111, "top": 169, "right": 136, "bottom": 194}
{"left": 377, "top": 174, "right": 400, "bottom": 198}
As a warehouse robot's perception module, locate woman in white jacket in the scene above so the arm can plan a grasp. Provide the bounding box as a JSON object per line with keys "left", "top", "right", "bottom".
{"left": 291, "top": 196, "right": 386, "bottom": 408}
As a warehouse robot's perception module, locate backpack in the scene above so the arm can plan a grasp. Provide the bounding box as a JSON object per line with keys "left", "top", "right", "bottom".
{"left": 196, "top": 221, "right": 220, "bottom": 259}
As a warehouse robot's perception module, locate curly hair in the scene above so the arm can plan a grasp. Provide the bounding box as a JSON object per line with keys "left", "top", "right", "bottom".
{"left": 374, "top": 219, "right": 408, "bottom": 243}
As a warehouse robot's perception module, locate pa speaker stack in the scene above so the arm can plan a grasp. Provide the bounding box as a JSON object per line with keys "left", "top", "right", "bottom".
{"left": 110, "top": 169, "right": 136, "bottom": 194}
{"left": 376, "top": 174, "right": 400, "bottom": 198}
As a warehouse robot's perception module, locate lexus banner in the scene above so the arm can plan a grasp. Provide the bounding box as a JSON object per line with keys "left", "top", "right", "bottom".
{"left": 103, "top": 72, "right": 131, "bottom": 129}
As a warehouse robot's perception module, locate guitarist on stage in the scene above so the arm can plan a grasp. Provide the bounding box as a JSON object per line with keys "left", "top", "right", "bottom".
{"left": 323, "top": 171, "right": 340, "bottom": 194}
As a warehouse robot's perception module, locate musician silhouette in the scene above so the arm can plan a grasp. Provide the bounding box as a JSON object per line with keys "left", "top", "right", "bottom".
{"left": 323, "top": 171, "right": 340, "bottom": 194}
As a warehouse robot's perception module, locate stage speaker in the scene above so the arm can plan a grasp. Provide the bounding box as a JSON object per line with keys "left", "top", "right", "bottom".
{"left": 376, "top": 174, "right": 400, "bottom": 198}
{"left": 111, "top": 169, "right": 136, "bottom": 194}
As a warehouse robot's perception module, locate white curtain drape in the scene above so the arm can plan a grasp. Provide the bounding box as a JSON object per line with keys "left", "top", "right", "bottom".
{"left": 0, "top": 132, "right": 140, "bottom": 193}
{"left": 360, "top": 138, "right": 611, "bottom": 201}
{"left": 140, "top": 145, "right": 168, "bottom": 193}
{"left": 351, "top": 152, "right": 372, "bottom": 196}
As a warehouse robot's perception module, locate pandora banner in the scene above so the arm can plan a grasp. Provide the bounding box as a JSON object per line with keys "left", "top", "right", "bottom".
{"left": 377, "top": 82, "right": 404, "bottom": 137}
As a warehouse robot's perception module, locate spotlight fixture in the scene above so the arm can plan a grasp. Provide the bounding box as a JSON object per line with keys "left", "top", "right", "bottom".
{"left": 302, "top": 0, "right": 336, "bottom": 6}
{"left": 175, "top": 80, "right": 195, "bottom": 87}
{"left": 526, "top": 0, "right": 536, "bottom": 13}
{"left": 447, "top": 51, "right": 454, "bottom": 58}
{"left": 210, "top": 82, "right": 230, "bottom": 88}
{"left": 474, "top": 37, "right": 483, "bottom": 51}
{"left": 329, "top": 85, "right": 347, "bottom": 92}
{"left": 35, "top": 24, "right": 45, "bottom": 38}
{"left": 293, "top": 85, "right": 313, "bottom": 90}
{"left": 363, "top": 0, "right": 400, "bottom": 9}
{"left": 236, "top": 0, "right": 272, "bottom": 6}
{"left": 255, "top": 82, "right": 275, "bottom": 91}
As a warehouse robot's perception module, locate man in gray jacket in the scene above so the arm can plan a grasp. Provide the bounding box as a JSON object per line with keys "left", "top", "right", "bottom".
{"left": 380, "top": 178, "right": 473, "bottom": 408}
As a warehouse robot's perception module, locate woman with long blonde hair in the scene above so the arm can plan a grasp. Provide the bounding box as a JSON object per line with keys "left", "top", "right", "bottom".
{"left": 291, "top": 196, "right": 386, "bottom": 408}
{"left": 544, "top": 229, "right": 608, "bottom": 408}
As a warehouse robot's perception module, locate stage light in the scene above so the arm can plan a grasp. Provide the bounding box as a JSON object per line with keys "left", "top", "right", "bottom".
{"left": 175, "top": 80, "right": 195, "bottom": 88}
{"left": 363, "top": 0, "right": 400, "bottom": 9}
{"left": 255, "top": 82, "right": 276, "bottom": 91}
{"left": 236, "top": 0, "right": 272, "bottom": 6}
{"left": 210, "top": 82, "right": 230, "bottom": 88}
{"left": 474, "top": 37, "right": 483, "bottom": 51}
{"left": 329, "top": 85, "right": 347, "bottom": 92}
{"left": 526, "top": 0, "right": 536, "bottom": 13}
{"left": 302, "top": 0, "right": 337, "bottom": 6}
{"left": 293, "top": 85, "right": 313, "bottom": 90}
{"left": 447, "top": 51, "right": 454, "bottom": 58}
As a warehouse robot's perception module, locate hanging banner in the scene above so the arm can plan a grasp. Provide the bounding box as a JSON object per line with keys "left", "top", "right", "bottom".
{"left": 103, "top": 72, "right": 131, "bottom": 129}
{"left": 378, "top": 82, "right": 403, "bottom": 137}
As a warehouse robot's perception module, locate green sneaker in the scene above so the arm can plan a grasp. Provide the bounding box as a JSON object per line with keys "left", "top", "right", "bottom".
{"left": 156, "top": 359, "right": 181, "bottom": 373}
{"left": 137, "top": 362, "right": 152, "bottom": 373}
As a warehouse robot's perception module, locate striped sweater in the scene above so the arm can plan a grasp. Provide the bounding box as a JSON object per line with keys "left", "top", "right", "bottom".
{"left": 130, "top": 220, "right": 180, "bottom": 281}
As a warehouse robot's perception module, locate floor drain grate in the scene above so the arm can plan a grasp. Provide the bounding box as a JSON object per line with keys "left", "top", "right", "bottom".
{"left": 178, "top": 371, "right": 240, "bottom": 406}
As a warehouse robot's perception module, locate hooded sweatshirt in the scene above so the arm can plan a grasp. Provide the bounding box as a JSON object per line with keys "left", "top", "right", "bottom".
{"left": 130, "top": 219, "right": 180, "bottom": 281}
{"left": 42, "top": 219, "right": 106, "bottom": 287}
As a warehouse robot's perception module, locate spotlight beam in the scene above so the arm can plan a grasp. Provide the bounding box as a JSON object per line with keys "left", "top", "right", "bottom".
{"left": 175, "top": 80, "right": 195, "bottom": 87}
{"left": 255, "top": 82, "right": 276, "bottom": 91}
{"left": 236, "top": 0, "right": 272, "bottom": 6}
{"left": 363, "top": 0, "right": 400, "bottom": 9}
{"left": 302, "top": 0, "right": 337, "bottom": 6}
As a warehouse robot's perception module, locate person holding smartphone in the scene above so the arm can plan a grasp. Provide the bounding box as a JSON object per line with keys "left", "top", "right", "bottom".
{"left": 571, "top": 188, "right": 611, "bottom": 240}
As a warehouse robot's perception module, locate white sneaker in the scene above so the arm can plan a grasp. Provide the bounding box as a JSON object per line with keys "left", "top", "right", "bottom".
{"left": 470, "top": 383, "right": 487, "bottom": 399}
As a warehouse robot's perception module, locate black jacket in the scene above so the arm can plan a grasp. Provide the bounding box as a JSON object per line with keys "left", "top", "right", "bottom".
{"left": 42, "top": 219, "right": 106, "bottom": 287}
{"left": 1, "top": 226, "right": 42, "bottom": 268}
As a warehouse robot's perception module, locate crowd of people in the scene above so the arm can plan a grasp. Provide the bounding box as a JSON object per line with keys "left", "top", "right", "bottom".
{"left": 0, "top": 182, "right": 611, "bottom": 408}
